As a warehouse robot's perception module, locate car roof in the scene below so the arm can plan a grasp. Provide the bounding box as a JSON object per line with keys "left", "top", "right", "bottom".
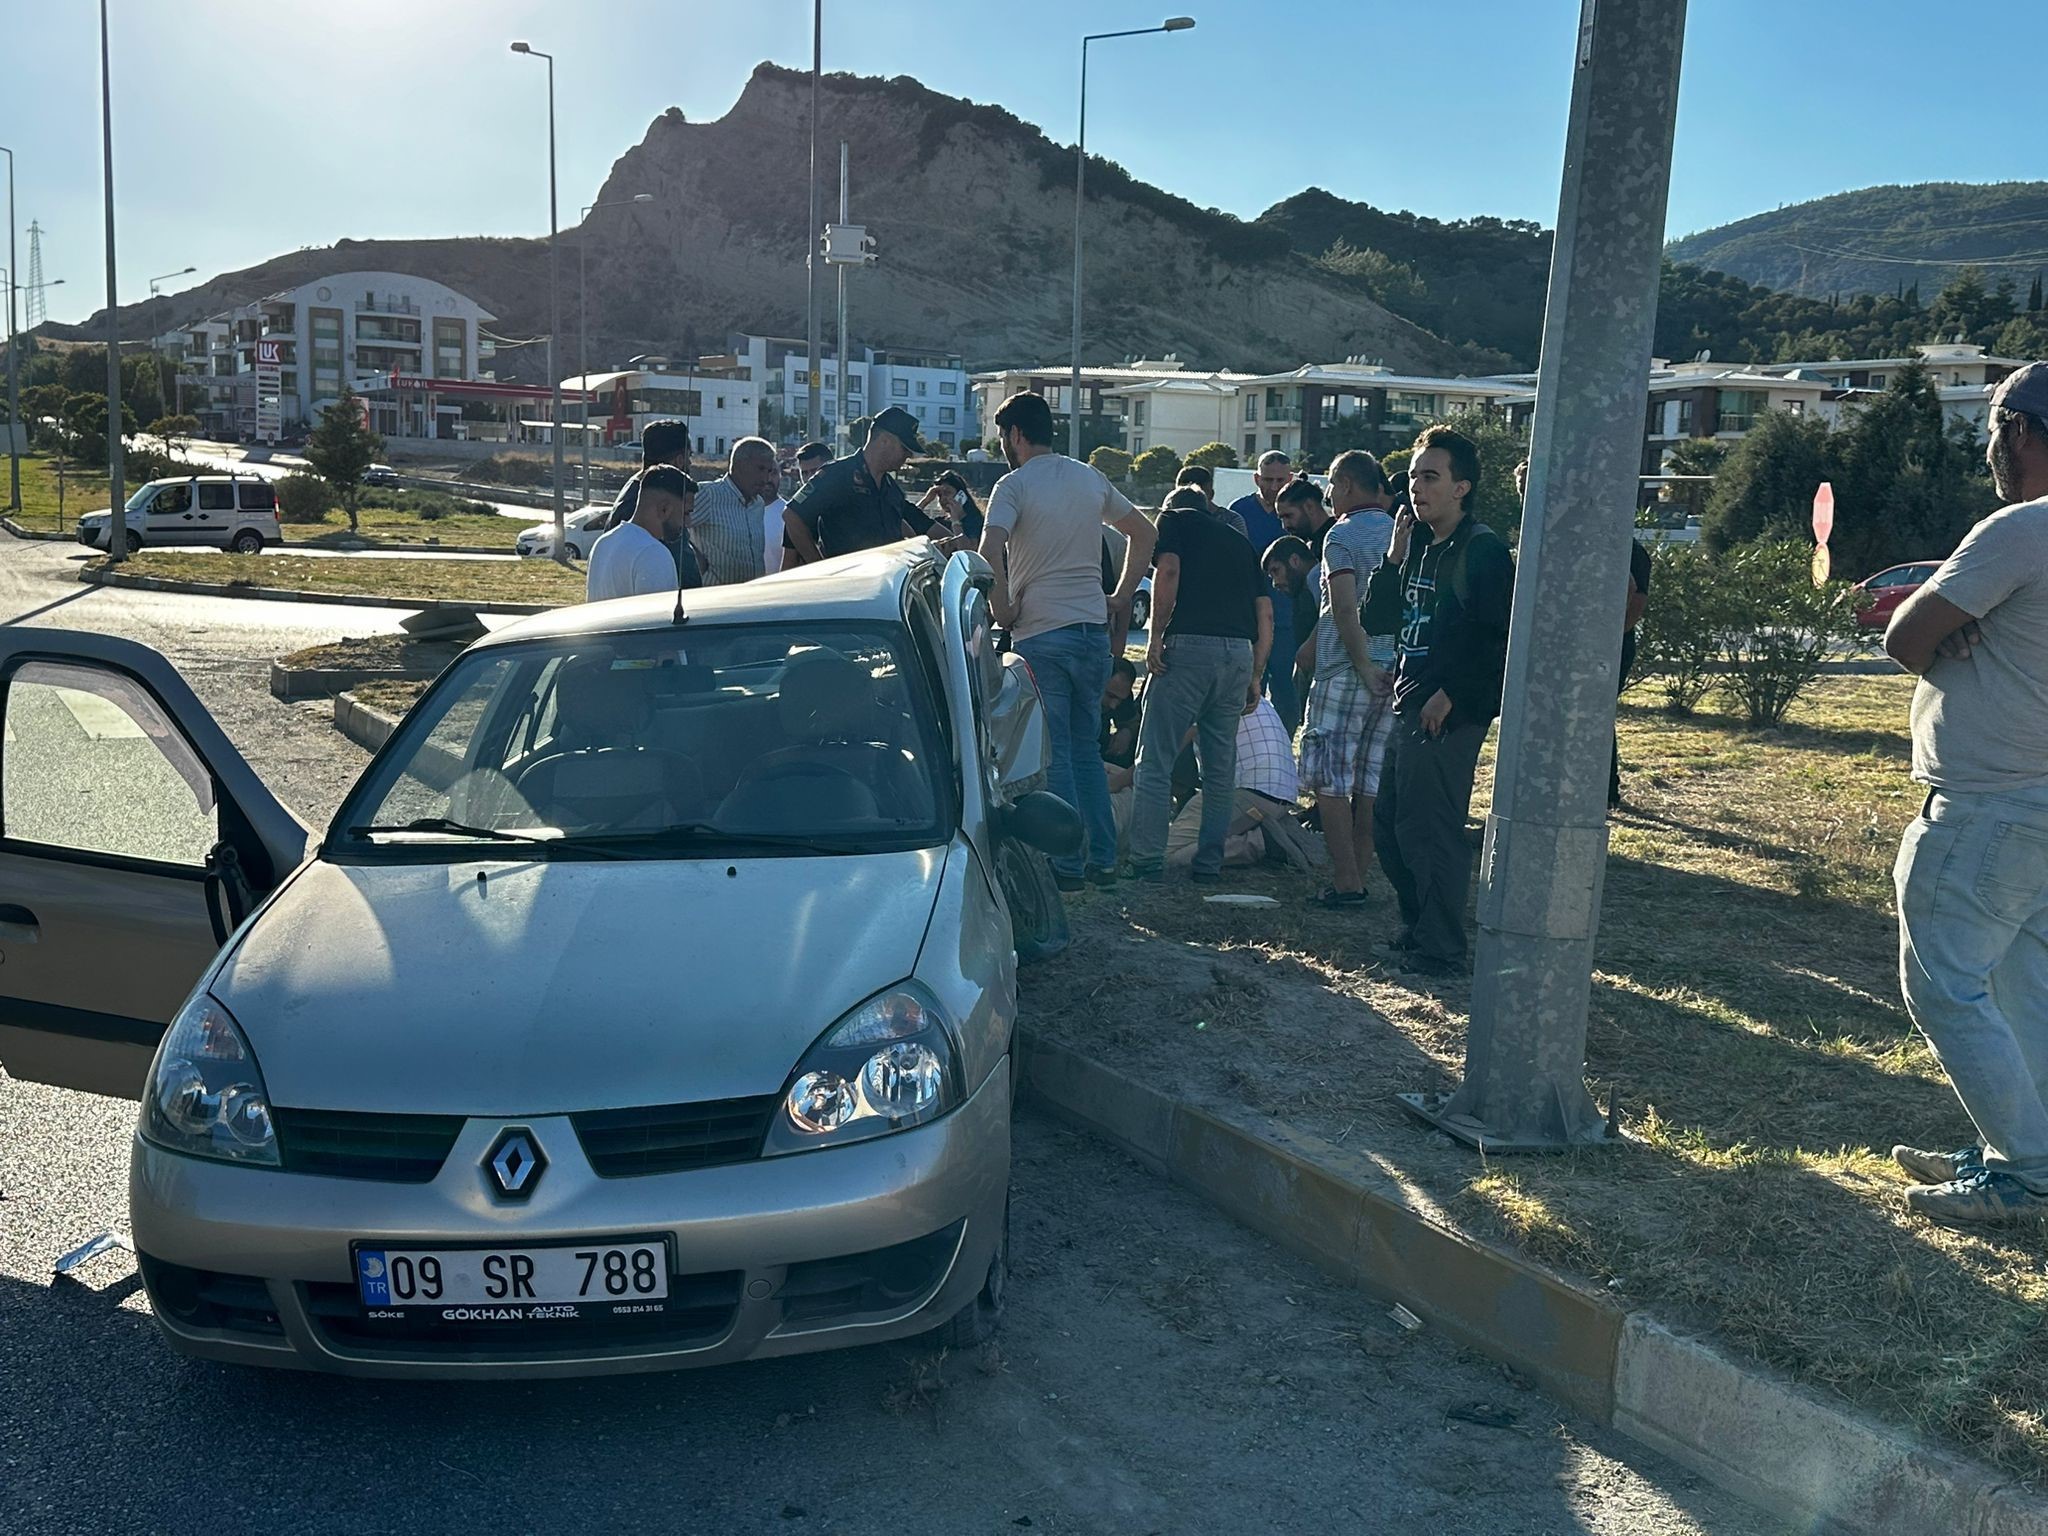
{"left": 477, "top": 541, "right": 940, "bottom": 649}
{"left": 142, "top": 474, "right": 267, "bottom": 486}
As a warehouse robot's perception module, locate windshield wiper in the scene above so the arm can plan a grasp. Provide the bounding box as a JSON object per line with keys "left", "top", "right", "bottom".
{"left": 563, "top": 823, "right": 858, "bottom": 857}
{"left": 344, "top": 817, "right": 622, "bottom": 857}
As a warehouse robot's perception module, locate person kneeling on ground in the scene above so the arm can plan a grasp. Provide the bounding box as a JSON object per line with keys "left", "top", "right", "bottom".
{"left": 1127, "top": 487, "right": 1271, "bottom": 883}
{"left": 1161, "top": 694, "right": 1324, "bottom": 872}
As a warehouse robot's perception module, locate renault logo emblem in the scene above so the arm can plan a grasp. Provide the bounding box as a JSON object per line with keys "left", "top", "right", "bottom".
{"left": 485, "top": 1128, "right": 546, "bottom": 1199}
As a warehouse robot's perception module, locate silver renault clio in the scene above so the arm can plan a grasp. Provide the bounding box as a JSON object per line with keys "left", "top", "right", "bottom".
{"left": 0, "top": 544, "right": 1079, "bottom": 1377}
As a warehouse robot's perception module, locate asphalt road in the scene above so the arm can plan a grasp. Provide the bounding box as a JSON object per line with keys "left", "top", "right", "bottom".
{"left": 0, "top": 532, "right": 1780, "bottom": 1536}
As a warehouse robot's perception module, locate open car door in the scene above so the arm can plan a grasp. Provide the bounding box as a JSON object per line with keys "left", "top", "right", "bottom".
{"left": 0, "top": 631, "right": 309, "bottom": 1098}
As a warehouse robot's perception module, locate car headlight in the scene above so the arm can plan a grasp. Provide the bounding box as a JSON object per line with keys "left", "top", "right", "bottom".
{"left": 763, "top": 983, "right": 962, "bottom": 1155}
{"left": 140, "top": 995, "right": 280, "bottom": 1167}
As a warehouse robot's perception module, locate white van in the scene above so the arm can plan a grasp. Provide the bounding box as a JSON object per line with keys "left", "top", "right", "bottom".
{"left": 76, "top": 476, "right": 283, "bottom": 555}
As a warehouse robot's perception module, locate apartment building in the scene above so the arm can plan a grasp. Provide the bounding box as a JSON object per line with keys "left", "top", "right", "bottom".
{"left": 155, "top": 270, "right": 495, "bottom": 440}
{"left": 559, "top": 359, "right": 759, "bottom": 459}
{"left": 731, "top": 334, "right": 974, "bottom": 451}
{"left": 969, "top": 359, "right": 1249, "bottom": 458}
{"left": 1230, "top": 362, "right": 1536, "bottom": 462}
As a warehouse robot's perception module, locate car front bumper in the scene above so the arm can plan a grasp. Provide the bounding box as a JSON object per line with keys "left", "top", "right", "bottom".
{"left": 129, "top": 1060, "right": 1010, "bottom": 1379}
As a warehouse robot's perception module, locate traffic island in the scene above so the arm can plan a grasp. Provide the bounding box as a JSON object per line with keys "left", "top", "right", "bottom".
{"left": 1017, "top": 674, "right": 2048, "bottom": 1532}
{"left": 270, "top": 635, "right": 465, "bottom": 701}
{"left": 81, "top": 551, "right": 578, "bottom": 613}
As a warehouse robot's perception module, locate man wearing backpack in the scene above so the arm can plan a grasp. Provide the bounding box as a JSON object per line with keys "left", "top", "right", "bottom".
{"left": 1362, "top": 426, "right": 1514, "bottom": 977}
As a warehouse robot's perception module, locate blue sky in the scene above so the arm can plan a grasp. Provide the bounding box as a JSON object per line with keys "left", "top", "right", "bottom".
{"left": 3, "top": 0, "right": 2035, "bottom": 326}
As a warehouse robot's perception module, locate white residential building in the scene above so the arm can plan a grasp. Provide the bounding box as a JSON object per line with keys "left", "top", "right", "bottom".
{"left": 560, "top": 361, "right": 758, "bottom": 459}
{"left": 1763, "top": 342, "right": 2027, "bottom": 436}
{"left": 732, "top": 333, "right": 974, "bottom": 452}
{"left": 155, "top": 270, "right": 495, "bottom": 440}
{"left": 970, "top": 359, "right": 1245, "bottom": 458}
{"left": 1637, "top": 361, "right": 1829, "bottom": 474}
{"left": 1229, "top": 362, "right": 1537, "bottom": 462}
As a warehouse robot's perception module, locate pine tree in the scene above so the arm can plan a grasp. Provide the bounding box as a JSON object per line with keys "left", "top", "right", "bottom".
{"left": 2030, "top": 272, "right": 2043, "bottom": 313}
{"left": 304, "top": 387, "right": 383, "bottom": 533}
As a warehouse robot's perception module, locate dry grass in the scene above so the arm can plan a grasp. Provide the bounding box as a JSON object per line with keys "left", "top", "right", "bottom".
{"left": 1026, "top": 676, "right": 2048, "bottom": 1477}
{"left": 92, "top": 551, "right": 584, "bottom": 607}
{"left": 280, "top": 504, "right": 526, "bottom": 550}
{"left": 346, "top": 678, "right": 432, "bottom": 717}
{"left": 8, "top": 453, "right": 107, "bottom": 532}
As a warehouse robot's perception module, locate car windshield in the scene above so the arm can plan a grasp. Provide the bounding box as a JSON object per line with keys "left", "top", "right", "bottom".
{"left": 123, "top": 483, "right": 161, "bottom": 512}
{"left": 332, "top": 621, "right": 951, "bottom": 858}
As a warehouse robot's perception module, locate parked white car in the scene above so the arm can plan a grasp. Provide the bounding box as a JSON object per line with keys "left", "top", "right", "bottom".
{"left": 77, "top": 476, "right": 281, "bottom": 555}
{"left": 516, "top": 506, "right": 612, "bottom": 560}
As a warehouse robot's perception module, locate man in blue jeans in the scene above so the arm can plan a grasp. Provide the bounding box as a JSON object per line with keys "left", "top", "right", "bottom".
{"left": 1885, "top": 360, "right": 2048, "bottom": 1227}
{"left": 1128, "top": 488, "right": 1271, "bottom": 881}
{"left": 981, "top": 392, "right": 1157, "bottom": 890}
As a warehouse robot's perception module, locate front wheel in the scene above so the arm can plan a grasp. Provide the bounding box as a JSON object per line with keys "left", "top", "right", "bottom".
{"left": 1130, "top": 591, "right": 1150, "bottom": 632}
{"left": 993, "top": 836, "right": 1069, "bottom": 965}
{"left": 123, "top": 529, "right": 143, "bottom": 556}
{"left": 228, "top": 529, "right": 264, "bottom": 554}
{"left": 931, "top": 1195, "right": 1008, "bottom": 1350}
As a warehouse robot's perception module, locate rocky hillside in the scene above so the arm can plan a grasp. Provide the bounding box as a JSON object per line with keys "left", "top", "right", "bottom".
{"left": 1665, "top": 181, "right": 2048, "bottom": 297}
{"left": 53, "top": 65, "right": 1464, "bottom": 381}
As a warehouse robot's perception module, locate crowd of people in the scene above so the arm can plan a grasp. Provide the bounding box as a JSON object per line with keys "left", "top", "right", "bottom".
{"left": 580, "top": 394, "right": 1659, "bottom": 978}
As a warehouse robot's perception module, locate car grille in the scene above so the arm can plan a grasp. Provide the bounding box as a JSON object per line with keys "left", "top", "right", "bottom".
{"left": 570, "top": 1096, "right": 778, "bottom": 1179}
{"left": 302, "top": 1270, "right": 742, "bottom": 1357}
{"left": 272, "top": 1106, "right": 466, "bottom": 1183}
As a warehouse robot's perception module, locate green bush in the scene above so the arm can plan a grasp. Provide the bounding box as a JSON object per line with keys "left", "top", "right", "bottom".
{"left": 1131, "top": 445, "right": 1181, "bottom": 489}
{"left": 275, "top": 472, "right": 337, "bottom": 524}
{"left": 467, "top": 454, "right": 551, "bottom": 487}
{"left": 1716, "top": 541, "right": 1868, "bottom": 726}
{"left": 1088, "top": 446, "right": 1133, "bottom": 481}
{"left": 1632, "top": 542, "right": 1743, "bottom": 715}
{"left": 1185, "top": 441, "right": 1238, "bottom": 471}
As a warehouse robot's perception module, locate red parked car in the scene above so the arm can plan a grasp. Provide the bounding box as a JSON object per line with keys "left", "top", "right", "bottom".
{"left": 1855, "top": 561, "right": 1942, "bottom": 630}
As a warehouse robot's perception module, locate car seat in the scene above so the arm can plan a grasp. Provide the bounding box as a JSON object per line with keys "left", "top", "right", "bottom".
{"left": 716, "top": 651, "right": 923, "bottom": 831}
{"left": 513, "top": 655, "right": 704, "bottom": 830}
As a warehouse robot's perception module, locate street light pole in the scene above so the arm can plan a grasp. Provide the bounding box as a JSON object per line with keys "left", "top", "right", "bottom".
{"left": 511, "top": 40, "right": 567, "bottom": 564}
{"left": 578, "top": 194, "right": 652, "bottom": 507}
{"left": 2, "top": 269, "right": 65, "bottom": 519}
{"left": 1070, "top": 17, "right": 1194, "bottom": 460}
{"left": 1401, "top": 0, "right": 1688, "bottom": 1152}
{"left": 150, "top": 266, "right": 195, "bottom": 425}
{"left": 2, "top": 144, "right": 18, "bottom": 513}
{"left": 99, "top": 0, "right": 126, "bottom": 564}
{"left": 805, "top": 0, "right": 823, "bottom": 443}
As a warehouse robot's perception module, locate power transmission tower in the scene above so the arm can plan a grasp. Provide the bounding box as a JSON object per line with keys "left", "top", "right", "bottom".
{"left": 24, "top": 222, "right": 46, "bottom": 326}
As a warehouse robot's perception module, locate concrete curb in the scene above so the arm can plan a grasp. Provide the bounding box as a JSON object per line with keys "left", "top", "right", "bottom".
{"left": 333, "top": 692, "right": 402, "bottom": 752}
{"left": 270, "top": 662, "right": 446, "bottom": 701}
{"left": 80, "top": 567, "right": 555, "bottom": 616}
{"left": 281, "top": 540, "right": 510, "bottom": 556}
{"left": 2, "top": 516, "right": 73, "bottom": 542}
{"left": 1017, "top": 1035, "right": 2048, "bottom": 1536}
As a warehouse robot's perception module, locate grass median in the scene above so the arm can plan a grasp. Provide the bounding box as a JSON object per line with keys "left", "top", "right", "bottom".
{"left": 8, "top": 453, "right": 106, "bottom": 533}
{"left": 90, "top": 550, "right": 585, "bottom": 607}
{"left": 280, "top": 504, "right": 528, "bottom": 550}
{"left": 1026, "top": 674, "right": 2048, "bottom": 1476}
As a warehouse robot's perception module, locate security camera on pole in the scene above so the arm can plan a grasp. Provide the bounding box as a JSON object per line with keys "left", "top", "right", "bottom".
{"left": 820, "top": 178, "right": 876, "bottom": 455}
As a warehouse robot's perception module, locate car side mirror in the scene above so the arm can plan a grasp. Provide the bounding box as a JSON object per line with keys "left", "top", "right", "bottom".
{"left": 997, "top": 790, "right": 1083, "bottom": 858}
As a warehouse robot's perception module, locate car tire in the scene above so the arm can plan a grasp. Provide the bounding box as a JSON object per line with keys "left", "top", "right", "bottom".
{"left": 931, "top": 1195, "right": 1008, "bottom": 1350}
{"left": 124, "top": 529, "right": 143, "bottom": 555}
{"left": 229, "top": 529, "right": 265, "bottom": 554}
{"left": 1131, "top": 591, "right": 1150, "bottom": 632}
{"left": 993, "top": 836, "right": 1069, "bottom": 965}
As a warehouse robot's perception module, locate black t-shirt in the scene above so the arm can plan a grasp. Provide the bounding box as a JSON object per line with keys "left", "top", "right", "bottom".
{"left": 1154, "top": 505, "right": 1262, "bottom": 641}
{"left": 786, "top": 452, "right": 936, "bottom": 559}
{"left": 1628, "top": 539, "right": 1653, "bottom": 631}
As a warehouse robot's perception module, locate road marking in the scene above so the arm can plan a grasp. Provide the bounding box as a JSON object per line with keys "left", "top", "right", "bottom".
{"left": 54, "top": 688, "right": 146, "bottom": 740}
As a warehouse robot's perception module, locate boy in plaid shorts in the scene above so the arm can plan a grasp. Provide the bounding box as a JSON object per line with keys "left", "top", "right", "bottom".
{"left": 1297, "top": 451, "right": 1398, "bottom": 908}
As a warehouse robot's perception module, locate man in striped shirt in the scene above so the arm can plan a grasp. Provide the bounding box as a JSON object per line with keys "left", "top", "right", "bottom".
{"left": 689, "top": 437, "right": 783, "bottom": 585}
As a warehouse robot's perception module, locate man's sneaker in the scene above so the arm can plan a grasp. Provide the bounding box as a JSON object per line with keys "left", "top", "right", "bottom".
{"left": 1892, "top": 1143, "right": 1984, "bottom": 1185}
{"left": 1053, "top": 871, "right": 1086, "bottom": 894}
{"left": 1392, "top": 951, "right": 1468, "bottom": 980}
{"left": 1190, "top": 869, "right": 1224, "bottom": 885}
{"left": 1125, "top": 860, "right": 1165, "bottom": 884}
{"left": 1084, "top": 865, "right": 1119, "bottom": 889}
{"left": 1376, "top": 927, "right": 1419, "bottom": 955}
{"left": 1312, "top": 888, "right": 1368, "bottom": 910}
{"left": 1904, "top": 1167, "right": 2048, "bottom": 1227}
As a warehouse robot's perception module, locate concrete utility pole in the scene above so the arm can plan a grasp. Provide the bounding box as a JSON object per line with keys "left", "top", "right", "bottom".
{"left": 99, "top": 0, "right": 126, "bottom": 564}
{"left": 835, "top": 143, "right": 849, "bottom": 449}
{"left": 3, "top": 144, "right": 18, "bottom": 513}
{"left": 1401, "top": 0, "right": 1687, "bottom": 1151}
{"left": 805, "top": 0, "right": 823, "bottom": 443}
{"left": 509, "top": 40, "right": 566, "bottom": 563}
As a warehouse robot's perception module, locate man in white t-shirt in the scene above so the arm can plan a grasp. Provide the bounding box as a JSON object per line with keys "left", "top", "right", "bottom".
{"left": 1885, "top": 360, "right": 2048, "bottom": 1227}
{"left": 980, "top": 391, "right": 1156, "bottom": 890}
{"left": 585, "top": 465, "right": 696, "bottom": 602}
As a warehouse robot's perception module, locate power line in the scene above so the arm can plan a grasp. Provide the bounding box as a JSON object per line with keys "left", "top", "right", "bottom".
{"left": 1786, "top": 240, "right": 2048, "bottom": 271}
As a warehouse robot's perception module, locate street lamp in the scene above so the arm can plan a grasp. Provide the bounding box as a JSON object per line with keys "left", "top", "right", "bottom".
{"left": 1070, "top": 16, "right": 1194, "bottom": 458}
{"left": 2, "top": 269, "right": 62, "bottom": 514}
{"left": 2, "top": 143, "right": 18, "bottom": 513}
{"left": 149, "top": 268, "right": 195, "bottom": 421}
{"left": 578, "top": 194, "right": 652, "bottom": 506}
{"left": 511, "top": 39, "right": 568, "bottom": 564}
{"left": 148, "top": 264, "right": 194, "bottom": 298}
{"left": 99, "top": 0, "right": 127, "bottom": 563}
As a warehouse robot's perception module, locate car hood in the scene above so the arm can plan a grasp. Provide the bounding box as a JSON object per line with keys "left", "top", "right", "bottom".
{"left": 211, "top": 850, "right": 948, "bottom": 1115}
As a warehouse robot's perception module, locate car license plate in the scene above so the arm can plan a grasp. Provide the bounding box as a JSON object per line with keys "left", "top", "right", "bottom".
{"left": 353, "top": 1239, "right": 668, "bottom": 1319}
